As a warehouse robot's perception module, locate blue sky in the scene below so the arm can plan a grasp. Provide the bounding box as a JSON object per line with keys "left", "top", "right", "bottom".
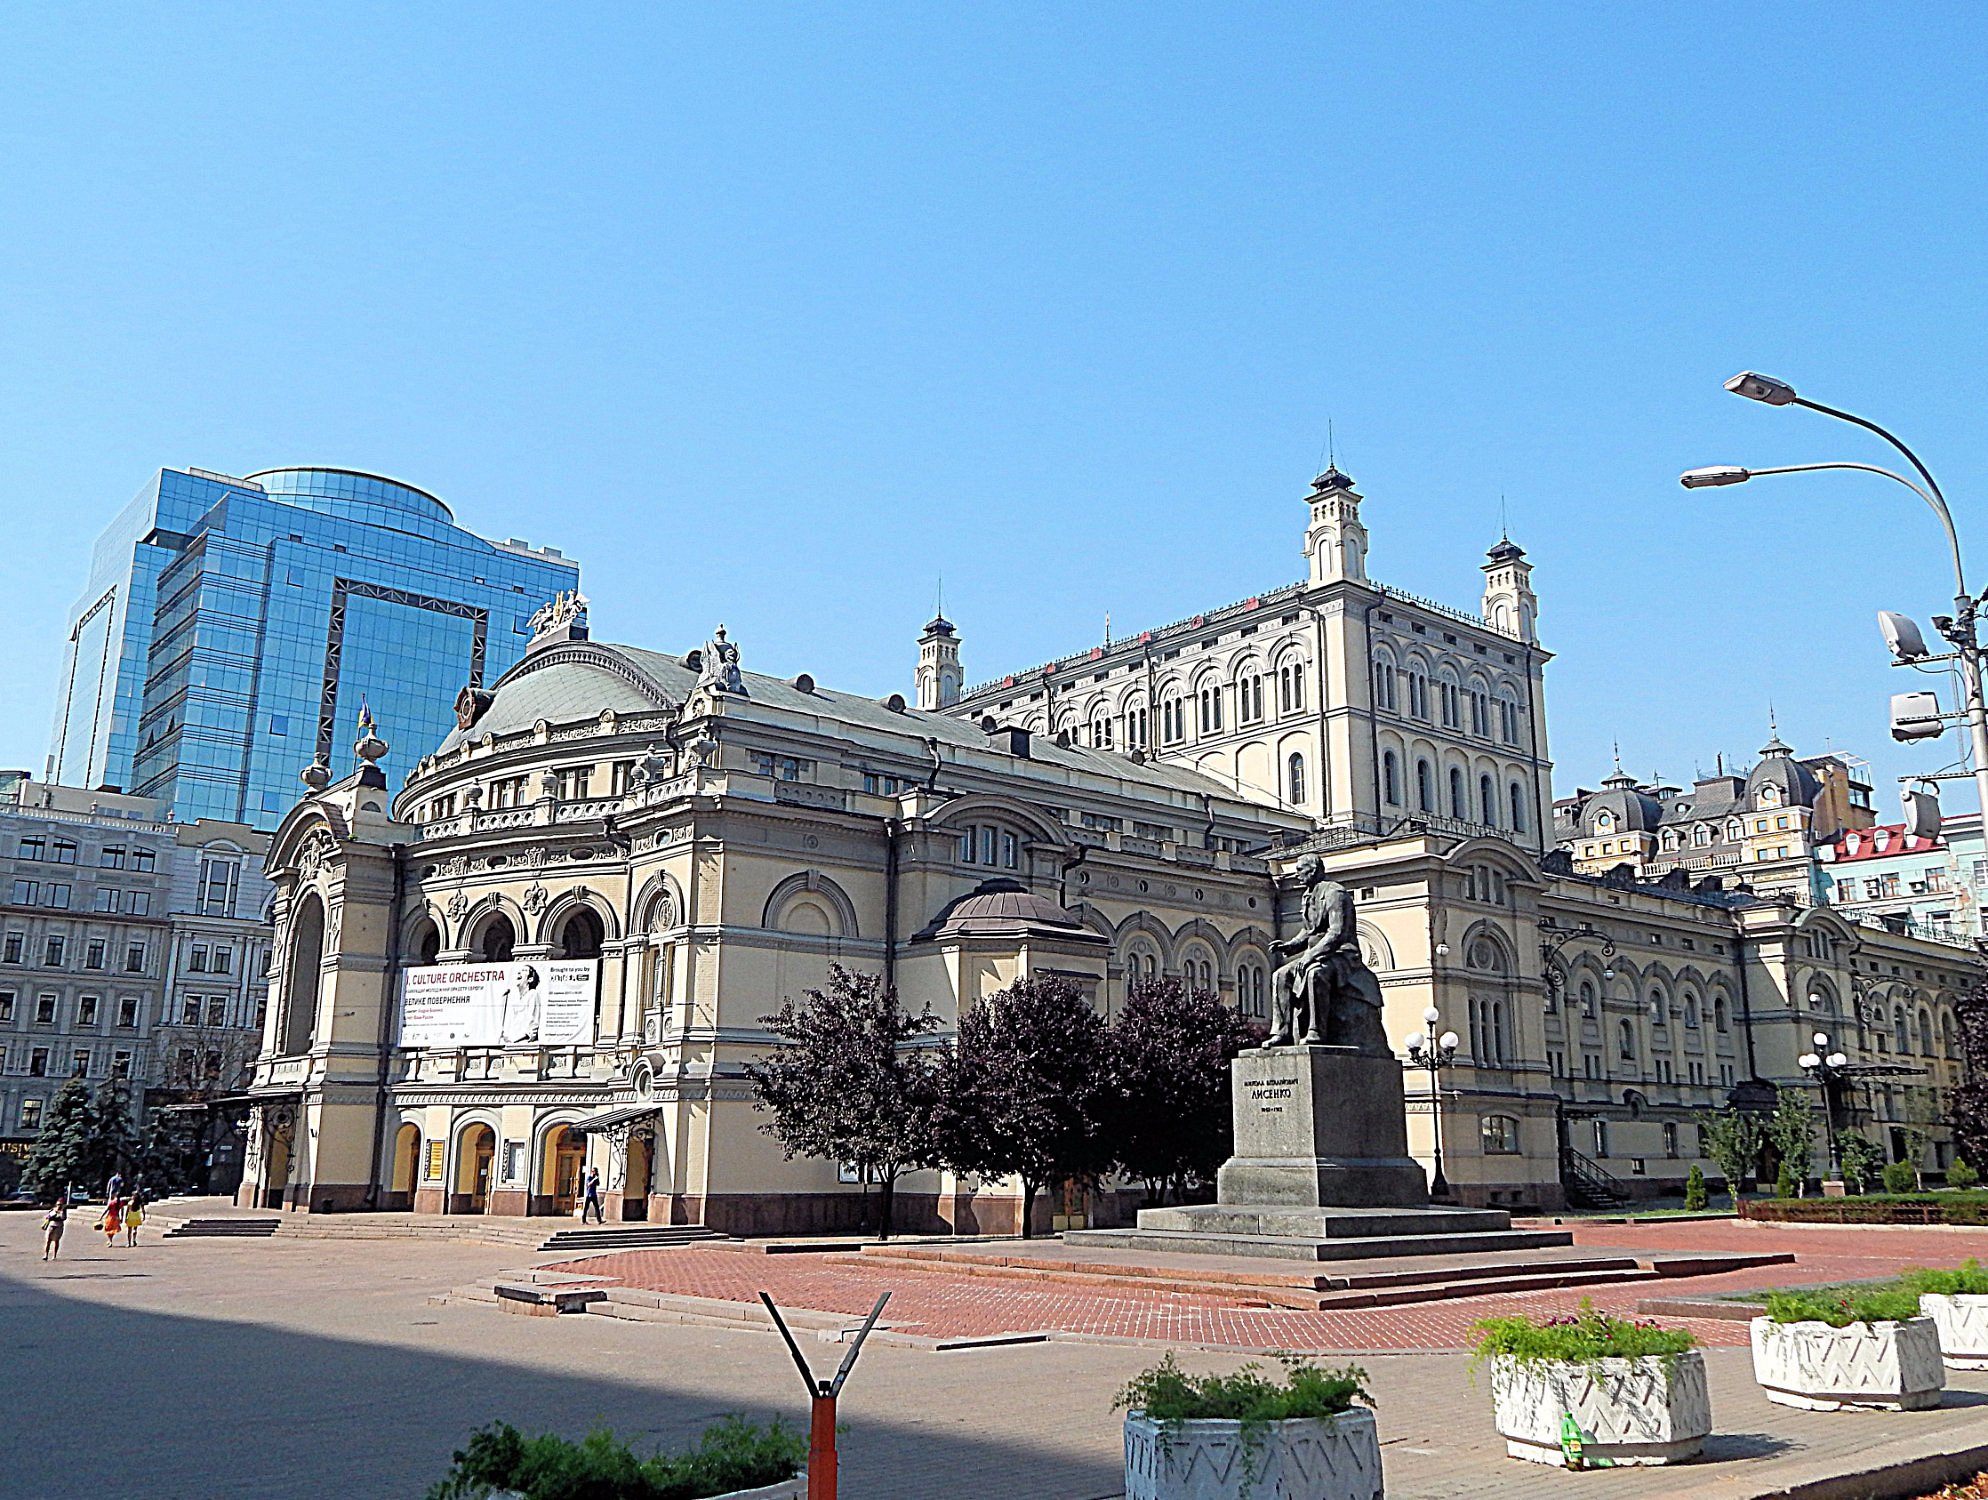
{"left": 2, "top": 7, "right": 1985, "bottom": 813}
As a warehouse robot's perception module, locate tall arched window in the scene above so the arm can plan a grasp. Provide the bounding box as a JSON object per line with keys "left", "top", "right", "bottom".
{"left": 410, "top": 917, "right": 441, "bottom": 967}
{"left": 1438, "top": 670, "right": 1461, "bottom": 729}
{"left": 1383, "top": 751, "right": 1401, "bottom": 805}
{"left": 1480, "top": 774, "right": 1497, "bottom": 827}
{"left": 1895, "top": 1006, "right": 1912, "bottom": 1054}
{"left": 1918, "top": 1008, "right": 1936, "bottom": 1056}
{"left": 1509, "top": 781, "right": 1528, "bottom": 833}
{"left": 1237, "top": 671, "right": 1264, "bottom": 724}
{"left": 1416, "top": 759, "right": 1435, "bottom": 812}
{"left": 1198, "top": 685, "right": 1223, "bottom": 734}
{"left": 1449, "top": 767, "right": 1466, "bottom": 819}
{"left": 281, "top": 892, "right": 326, "bottom": 1057}
{"left": 1287, "top": 753, "right": 1307, "bottom": 805}
{"left": 1713, "top": 996, "right": 1729, "bottom": 1032}
{"left": 1578, "top": 980, "right": 1597, "bottom": 1018}
{"left": 1372, "top": 655, "right": 1397, "bottom": 712}
{"left": 476, "top": 913, "right": 516, "bottom": 963}
{"left": 1407, "top": 666, "right": 1430, "bottom": 720}
{"left": 557, "top": 907, "right": 605, "bottom": 960}
{"left": 1617, "top": 1019, "right": 1637, "bottom": 1062}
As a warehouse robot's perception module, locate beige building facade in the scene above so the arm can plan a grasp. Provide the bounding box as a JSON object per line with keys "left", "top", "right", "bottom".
{"left": 239, "top": 473, "right": 1984, "bottom": 1228}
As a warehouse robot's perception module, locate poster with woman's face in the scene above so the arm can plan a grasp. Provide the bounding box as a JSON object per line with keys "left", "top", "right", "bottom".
{"left": 398, "top": 961, "right": 597, "bottom": 1047}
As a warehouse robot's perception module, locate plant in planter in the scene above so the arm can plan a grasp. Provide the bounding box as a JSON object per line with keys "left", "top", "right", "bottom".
{"left": 1905, "top": 1261, "right": 1988, "bottom": 1371}
{"left": 426, "top": 1415, "right": 807, "bottom": 1500}
{"left": 1471, "top": 1305, "right": 1708, "bottom": 1468}
{"left": 1115, "top": 1352, "right": 1379, "bottom": 1500}
{"left": 1750, "top": 1287, "right": 1944, "bottom": 1411}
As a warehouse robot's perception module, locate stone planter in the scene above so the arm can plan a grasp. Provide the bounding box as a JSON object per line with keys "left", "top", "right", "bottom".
{"left": 1487, "top": 1352, "right": 1710, "bottom": 1467}
{"left": 1123, "top": 1408, "right": 1381, "bottom": 1500}
{"left": 1919, "top": 1294, "right": 1988, "bottom": 1370}
{"left": 497, "top": 1479, "right": 801, "bottom": 1500}
{"left": 1749, "top": 1316, "right": 1944, "bottom": 1410}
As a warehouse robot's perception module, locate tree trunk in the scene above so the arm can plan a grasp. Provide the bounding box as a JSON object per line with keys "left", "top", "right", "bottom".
{"left": 877, "top": 1174, "right": 896, "bottom": 1242}
{"left": 1018, "top": 1177, "right": 1039, "bottom": 1239}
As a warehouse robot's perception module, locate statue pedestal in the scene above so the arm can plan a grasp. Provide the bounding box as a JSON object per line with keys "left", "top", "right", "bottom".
{"left": 1211, "top": 1045, "right": 1430, "bottom": 1209}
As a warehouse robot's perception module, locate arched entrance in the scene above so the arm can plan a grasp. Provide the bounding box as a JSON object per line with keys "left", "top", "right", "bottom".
{"left": 389, "top": 1123, "right": 421, "bottom": 1209}
{"left": 454, "top": 1123, "right": 495, "bottom": 1213}
{"left": 558, "top": 907, "right": 606, "bottom": 959}
{"left": 473, "top": 912, "right": 516, "bottom": 962}
{"left": 260, "top": 1115, "right": 294, "bottom": 1211}
{"left": 541, "top": 1124, "right": 586, "bottom": 1215}
{"left": 623, "top": 1132, "right": 652, "bottom": 1221}
{"left": 282, "top": 893, "right": 326, "bottom": 1057}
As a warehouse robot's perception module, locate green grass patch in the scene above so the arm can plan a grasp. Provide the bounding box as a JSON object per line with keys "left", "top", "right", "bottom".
{"left": 1724, "top": 1259, "right": 1988, "bottom": 1307}
{"left": 1114, "top": 1352, "right": 1370, "bottom": 1424}
{"left": 1765, "top": 1286, "right": 1924, "bottom": 1327}
{"left": 427, "top": 1416, "right": 806, "bottom": 1500}
{"left": 1904, "top": 1259, "right": 1988, "bottom": 1297}
{"left": 1470, "top": 1304, "right": 1695, "bottom": 1368}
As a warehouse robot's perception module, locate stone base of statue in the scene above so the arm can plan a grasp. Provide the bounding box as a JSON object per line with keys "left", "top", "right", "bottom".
{"left": 1065, "top": 1045, "right": 1571, "bottom": 1263}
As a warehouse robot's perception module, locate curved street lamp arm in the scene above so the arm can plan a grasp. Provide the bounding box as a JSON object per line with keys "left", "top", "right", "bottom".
{"left": 1789, "top": 401, "right": 1965, "bottom": 600}
{"left": 1745, "top": 461, "right": 1966, "bottom": 601}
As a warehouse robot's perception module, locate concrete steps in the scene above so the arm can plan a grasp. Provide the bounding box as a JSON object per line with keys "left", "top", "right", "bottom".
{"left": 1063, "top": 1225, "right": 1577, "bottom": 1262}
{"left": 536, "top": 1224, "right": 733, "bottom": 1254}
{"left": 157, "top": 1217, "right": 282, "bottom": 1239}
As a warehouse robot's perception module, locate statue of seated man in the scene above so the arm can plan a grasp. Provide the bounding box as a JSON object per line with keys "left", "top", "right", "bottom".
{"left": 1265, "top": 853, "right": 1389, "bottom": 1054}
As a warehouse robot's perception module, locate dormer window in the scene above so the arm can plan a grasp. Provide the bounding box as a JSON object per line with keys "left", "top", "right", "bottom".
{"left": 1595, "top": 811, "right": 1614, "bottom": 833}
{"left": 1760, "top": 785, "right": 1780, "bottom": 807}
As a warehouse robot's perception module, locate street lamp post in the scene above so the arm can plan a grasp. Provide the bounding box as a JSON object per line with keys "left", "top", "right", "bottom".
{"left": 1404, "top": 1005, "right": 1459, "bottom": 1199}
{"left": 1683, "top": 373, "right": 1988, "bottom": 826}
{"left": 1797, "top": 1030, "right": 1852, "bottom": 1184}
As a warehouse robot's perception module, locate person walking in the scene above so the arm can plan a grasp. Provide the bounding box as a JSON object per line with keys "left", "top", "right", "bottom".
{"left": 41, "top": 1199, "right": 66, "bottom": 1261}
{"left": 580, "top": 1165, "right": 604, "bottom": 1224}
{"left": 123, "top": 1198, "right": 144, "bottom": 1247}
{"left": 106, "top": 1170, "right": 123, "bottom": 1203}
{"left": 100, "top": 1195, "right": 122, "bottom": 1248}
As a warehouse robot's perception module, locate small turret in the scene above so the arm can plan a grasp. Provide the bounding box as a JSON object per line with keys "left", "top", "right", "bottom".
{"left": 1304, "top": 466, "right": 1368, "bottom": 586}
{"left": 916, "top": 614, "right": 962, "bottom": 711}
{"left": 1481, "top": 537, "right": 1538, "bottom": 644}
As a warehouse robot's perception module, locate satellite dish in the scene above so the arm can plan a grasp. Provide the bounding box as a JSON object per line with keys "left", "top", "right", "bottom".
{"left": 1879, "top": 611, "right": 1931, "bottom": 662}
{"left": 1902, "top": 783, "right": 1943, "bottom": 839}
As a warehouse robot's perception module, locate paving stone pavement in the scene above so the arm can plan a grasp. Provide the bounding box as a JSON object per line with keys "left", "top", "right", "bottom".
{"left": 556, "top": 1219, "right": 1988, "bottom": 1353}
{"left": 11, "top": 1211, "right": 1988, "bottom": 1498}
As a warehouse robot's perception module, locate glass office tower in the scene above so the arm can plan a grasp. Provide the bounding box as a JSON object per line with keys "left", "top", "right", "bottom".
{"left": 48, "top": 466, "right": 580, "bottom": 829}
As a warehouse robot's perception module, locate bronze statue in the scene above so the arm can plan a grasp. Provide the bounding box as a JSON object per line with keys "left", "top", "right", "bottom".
{"left": 1265, "top": 853, "right": 1390, "bottom": 1054}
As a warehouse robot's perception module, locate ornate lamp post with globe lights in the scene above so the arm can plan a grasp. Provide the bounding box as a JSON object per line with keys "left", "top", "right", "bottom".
{"left": 1404, "top": 1006, "right": 1460, "bottom": 1198}
{"left": 1798, "top": 1031, "right": 1852, "bottom": 1182}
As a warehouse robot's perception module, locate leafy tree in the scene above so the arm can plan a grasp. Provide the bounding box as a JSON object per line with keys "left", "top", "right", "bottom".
{"left": 743, "top": 965, "right": 940, "bottom": 1241}
{"left": 1105, "top": 978, "right": 1260, "bottom": 1207}
{"left": 1838, "top": 1133, "right": 1885, "bottom": 1194}
{"left": 1949, "top": 970, "right": 1988, "bottom": 1169}
{"left": 1898, "top": 1087, "right": 1941, "bottom": 1192}
{"left": 1949, "top": 1156, "right": 1979, "bottom": 1189}
{"left": 1765, "top": 1086, "right": 1819, "bottom": 1197}
{"left": 1881, "top": 1159, "right": 1918, "bottom": 1195}
{"left": 1699, "top": 1106, "right": 1765, "bottom": 1209}
{"left": 1683, "top": 1164, "right": 1708, "bottom": 1212}
{"left": 933, "top": 974, "right": 1111, "bottom": 1239}
{"left": 1774, "top": 1161, "right": 1795, "bottom": 1200}
{"left": 20, "top": 1078, "right": 135, "bottom": 1200}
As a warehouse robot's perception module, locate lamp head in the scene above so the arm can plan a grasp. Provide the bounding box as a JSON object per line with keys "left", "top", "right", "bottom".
{"left": 1726, "top": 370, "right": 1799, "bottom": 405}
{"left": 1602, "top": 966, "right": 1615, "bottom": 981}
{"left": 1680, "top": 465, "right": 1751, "bottom": 489}
{"left": 1401, "top": 1032, "right": 1426, "bottom": 1055}
{"left": 1423, "top": 1005, "right": 1441, "bottom": 1026}
{"left": 1438, "top": 1030, "right": 1459, "bottom": 1052}
{"left": 1827, "top": 1051, "right": 1848, "bottom": 1069}
{"left": 1813, "top": 1031, "right": 1830, "bottom": 1049}
{"left": 1798, "top": 1052, "right": 1820, "bottom": 1070}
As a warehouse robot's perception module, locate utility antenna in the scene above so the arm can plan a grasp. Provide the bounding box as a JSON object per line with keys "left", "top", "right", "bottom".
{"left": 1612, "top": 739, "right": 1623, "bottom": 776}
{"left": 1327, "top": 418, "right": 1335, "bottom": 468}
{"left": 1104, "top": 609, "right": 1112, "bottom": 647}
{"left": 1500, "top": 493, "right": 1510, "bottom": 541}
{"left": 935, "top": 575, "right": 944, "bottom": 621}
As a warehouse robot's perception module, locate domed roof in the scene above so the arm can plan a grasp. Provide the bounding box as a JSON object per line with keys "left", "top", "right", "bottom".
{"left": 911, "top": 877, "right": 1106, "bottom": 945}
{"left": 1582, "top": 772, "right": 1663, "bottom": 836}
{"left": 1746, "top": 734, "right": 1820, "bottom": 809}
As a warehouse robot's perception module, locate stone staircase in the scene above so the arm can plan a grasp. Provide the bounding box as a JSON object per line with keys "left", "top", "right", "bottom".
{"left": 158, "top": 1216, "right": 282, "bottom": 1240}
{"left": 140, "top": 1199, "right": 731, "bottom": 1253}
{"left": 535, "top": 1223, "right": 732, "bottom": 1254}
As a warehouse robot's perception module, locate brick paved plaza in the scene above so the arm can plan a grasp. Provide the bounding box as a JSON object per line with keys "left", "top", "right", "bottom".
{"left": 14, "top": 1210, "right": 1988, "bottom": 1498}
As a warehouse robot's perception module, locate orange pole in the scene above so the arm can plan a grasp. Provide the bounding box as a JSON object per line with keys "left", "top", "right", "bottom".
{"left": 808, "top": 1392, "right": 836, "bottom": 1500}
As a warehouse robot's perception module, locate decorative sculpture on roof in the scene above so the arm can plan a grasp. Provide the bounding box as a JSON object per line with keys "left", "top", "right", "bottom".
{"left": 1264, "top": 853, "right": 1389, "bottom": 1054}
{"left": 697, "top": 624, "right": 746, "bottom": 695}
{"left": 528, "top": 589, "right": 589, "bottom": 642}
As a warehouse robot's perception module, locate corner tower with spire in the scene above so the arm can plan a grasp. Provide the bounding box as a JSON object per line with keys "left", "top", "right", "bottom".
{"left": 1305, "top": 465, "right": 1368, "bottom": 585}
{"left": 1482, "top": 536, "right": 1538, "bottom": 645}
{"left": 916, "top": 613, "right": 962, "bottom": 710}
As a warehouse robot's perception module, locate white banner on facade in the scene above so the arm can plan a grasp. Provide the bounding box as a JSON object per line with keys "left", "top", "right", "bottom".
{"left": 397, "top": 961, "right": 598, "bottom": 1048}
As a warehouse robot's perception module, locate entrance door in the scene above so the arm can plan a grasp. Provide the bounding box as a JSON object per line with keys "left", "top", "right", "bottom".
{"left": 390, "top": 1124, "right": 421, "bottom": 1208}
{"left": 544, "top": 1126, "right": 585, "bottom": 1214}
{"left": 623, "top": 1134, "right": 651, "bottom": 1221}
{"left": 456, "top": 1124, "right": 495, "bottom": 1213}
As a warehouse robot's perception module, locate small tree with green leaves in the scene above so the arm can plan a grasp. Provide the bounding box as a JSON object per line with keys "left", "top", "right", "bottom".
{"left": 1951, "top": 1156, "right": 1980, "bottom": 1189}
{"left": 1838, "top": 1133, "right": 1885, "bottom": 1194}
{"left": 19, "top": 1077, "right": 131, "bottom": 1200}
{"left": 1766, "top": 1086, "right": 1819, "bottom": 1197}
{"left": 1899, "top": 1087, "right": 1941, "bottom": 1192}
{"left": 1683, "top": 1163, "right": 1708, "bottom": 1211}
{"left": 1699, "top": 1106, "right": 1765, "bottom": 1209}
{"left": 743, "top": 965, "right": 941, "bottom": 1241}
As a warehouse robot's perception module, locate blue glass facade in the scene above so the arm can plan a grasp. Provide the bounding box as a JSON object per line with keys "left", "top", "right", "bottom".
{"left": 48, "top": 467, "right": 579, "bottom": 829}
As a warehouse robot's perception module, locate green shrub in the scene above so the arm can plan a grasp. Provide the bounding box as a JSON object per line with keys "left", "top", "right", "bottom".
{"left": 1470, "top": 1303, "right": 1695, "bottom": 1369}
{"left": 1765, "top": 1286, "right": 1923, "bottom": 1327}
{"left": 1903, "top": 1259, "right": 1988, "bottom": 1298}
{"left": 1115, "top": 1351, "right": 1370, "bottom": 1425}
{"left": 1683, "top": 1164, "right": 1708, "bottom": 1212}
{"left": 1775, "top": 1162, "right": 1796, "bottom": 1200}
{"left": 1952, "top": 1158, "right": 1980, "bottom": 1190}
{"left": 1882, "top": 1160, "right": 1919, "bottom": 1195}
{"left": 426, "top": 1415, "right": 806, "bottom": 1500}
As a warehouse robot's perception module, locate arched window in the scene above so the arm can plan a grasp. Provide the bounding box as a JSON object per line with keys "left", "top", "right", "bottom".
{"left": 557, "top": 907, "right": 605, "bottom": 960}
{"left": 1509, "top": 782, "right": 1528, "bottom": 834}
{"left": 1496, "top": 692, "right": 1522, "bottom": 745}
{"left": 1415, "top": 759, "right": 1435, "bottom": 812}
{"left": 410, "top": 918, "right": 441, "bottom": 967}
{"left": 1407, "top": 666, "right": 1430, "bottom": 720}
{"left": 1449, "top": 767, "right": 1467, "bottom": 819}
{"left": 1693, "top": 825, "right": 1711, "bottom": 847}
{"left": 1160, "top": 695, "right": 1185, "bottom": 744}
{"left": 1713, "top": 996, "right": 1729, "bottom": 1033}
{"left": 1480, "top": 774, "right": 1497, "bottom": 827}
{"left": 476, "top": 912, "right": 516, "bottom": 963}
{"left": 1578, "top": 980, "right": 1597, "bottom": 1018}
{"left": 1617, "top": 1019, "right": 1637, "bottom": 1062}
{"left": 1918, "top": 1008, "right": 1936, "bottom": 1056}
{"left": 1372, "top": 655, "right": 1397, "bottom": 712}
{"left": 1894, "top": 1006, "right": 1912, "bottom": 1054}
{"left": 1237, "top": 671, "right": 1264, "bottom": 724}
{"left": 1438, "top": 671, "right": 1461, "bottom": 728}
{"left": 1089, "top": 713, "right": 1113, "bottom": 748}
{"left": 281, "top": 892, "right": 326, "bottom": 1057}
{"left": 1287, "top": 753, "right": 1307, "bottom": 805}
{"left": 1682, "top": 995, "right": 1700, "bottom": 1029}
{"left": 1383, "top": 751, "right": 1401, "bottom": 805}
{"left": 1480, "top": 1114, "right": 1521, "bottom": 1154}
{"left": 1648, "top": 987, "right": 1667, "bottom": 1027}
{"left": 1124, "top": 702, "right": 1149, "bottom": 749}
{"left": 1198, "top": 685, "right": 1223, "bottom": 734}
{"left": 1943, "top": 1010, "right": 1959, "bottom": 1060}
